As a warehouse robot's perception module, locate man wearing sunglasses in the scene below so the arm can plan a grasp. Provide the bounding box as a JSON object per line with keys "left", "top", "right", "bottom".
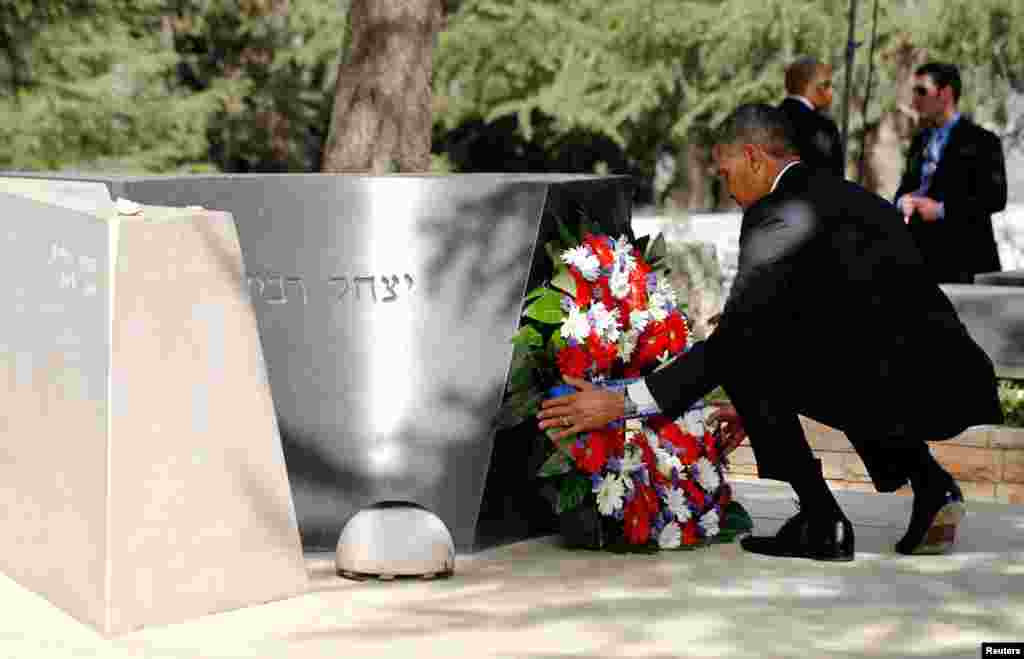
{"left": 894, "top": 62, "right": 1006, "bottom": 284}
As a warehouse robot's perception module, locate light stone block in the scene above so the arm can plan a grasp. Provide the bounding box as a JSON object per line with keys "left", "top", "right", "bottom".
{"left": 0, "top": 184, "right": 307, "bottom": 635}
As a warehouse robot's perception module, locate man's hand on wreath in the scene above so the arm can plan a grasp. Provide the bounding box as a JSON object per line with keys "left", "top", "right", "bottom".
{"left": 537, "top": 376, "right": 625, "bottom": 441}
{"left": 708, "top": 402, "right": 747, "bottom": 456}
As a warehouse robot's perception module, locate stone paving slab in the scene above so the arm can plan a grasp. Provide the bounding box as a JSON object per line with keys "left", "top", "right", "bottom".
{"left": 1, "top": 481, "right": 1022, "bottom": 659}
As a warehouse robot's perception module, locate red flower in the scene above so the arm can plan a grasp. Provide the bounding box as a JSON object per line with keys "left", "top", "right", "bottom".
{"left": 703, "top": 430, "right": 719, "bottom": 464}
{"left": 583, "top": 234, "right": 615, "bottom": 268}
{"left": 586, "top": 331, "right": 618, "bottom": 373}
{"left": 623, "top": 484, "right": 658, "bottom": 545}
{"left": 655, "top": 421, "right": 701, "bottom": 466}
{"left": 627, "top": 260, "right": 649, "bottom": 310}
{"left": 594, "top": 278, "right": 616, "bottom": 309}
{"left": 556, "top": 344, "right": 592, "bottom": 378}
{"left": 568, "top": 269, "right": 593, "bottom": 307}
{"left": 665, "top": 311, "right": 689, "bottom": 355}
{"left": 682, "top": 519, "right": 700, "bottom": 546}
{"left": 571, "top": 429, "right": 613, "bottom": 474}
{"left": 629, "top": 320, "right": 671, "bottom": 371}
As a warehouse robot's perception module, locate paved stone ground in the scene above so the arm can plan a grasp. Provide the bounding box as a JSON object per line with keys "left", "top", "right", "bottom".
{"left": 1, "top": 480, "right": 1021, "bottom": 659}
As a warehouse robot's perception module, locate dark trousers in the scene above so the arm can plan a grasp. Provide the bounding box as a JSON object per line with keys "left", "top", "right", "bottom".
{"left": 721, "top": 370, "right": 927, "bottom": 494}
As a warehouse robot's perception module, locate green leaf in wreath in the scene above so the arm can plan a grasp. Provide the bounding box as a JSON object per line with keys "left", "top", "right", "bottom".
{"left": 550, "top": 268, "right": 577, "bottom": 297}
{"left": 523, "top": 286, "right": 548, "bottom": 304}
{"left": 544, "top": 241, "right": 563, "bottom": 269}
{"left": 548, "top": 330, "right": 567, "bottom": 354}
{"left": 538, "top": 450, "right": 573, "bottom": 478}
{"left": 555, "top": 213, "right": 579, "bottom": 248}
{"left": 556, "top": 472, "right": 591, "bottom": 514}
{"left": 523, "top": 289, "right": 565, "bottom": 324}
{"left": 645, "top": 233, "right": 667, "bottom": 264}
{"left": 634, "top": 235, "right": 651, "bottom": 255}
{"left": 510, "top": 324, "right": 544, "bottom": 349}
{"left": 721, "top": 500, "right": 754, "bottom": 533}
{"left": 509, "top": 364, "right": 533, "bottom": 389}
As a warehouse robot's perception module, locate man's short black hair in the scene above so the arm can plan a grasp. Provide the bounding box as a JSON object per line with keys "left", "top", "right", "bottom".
{"left": 916, "top": 62, "right": 961, "bottom": 103}
{"left": 715, "top": 103, "right": 797, "bottom": 158}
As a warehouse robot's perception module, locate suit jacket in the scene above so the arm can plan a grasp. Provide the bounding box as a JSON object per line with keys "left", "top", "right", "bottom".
{"left": 646, "top": 164, "right": 1002, "bottom": 441}
{"left": 778, "top": 98, "right": 845, "bottom": 177}
{"left": 894, "top": 116, "right": 1006, "bottom": 283}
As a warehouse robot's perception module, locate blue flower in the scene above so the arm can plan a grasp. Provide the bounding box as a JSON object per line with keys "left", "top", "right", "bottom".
{"left": 547, "top": 384, "right": 576, "bottom": 399}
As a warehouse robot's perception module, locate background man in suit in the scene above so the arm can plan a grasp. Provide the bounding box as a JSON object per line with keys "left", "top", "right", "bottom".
{"left": 895, "top": 62, "right": 1007, "bottom": 283}
{"left": 778, "top": 56, "right": 844, "bottom": 177}
{"left": 538, "top": 104, "right": 1002, "bottom": 561}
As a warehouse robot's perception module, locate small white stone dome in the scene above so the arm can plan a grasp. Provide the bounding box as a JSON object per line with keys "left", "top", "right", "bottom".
{"left": 336, "top": 502, "right": 455, "bottom": 579}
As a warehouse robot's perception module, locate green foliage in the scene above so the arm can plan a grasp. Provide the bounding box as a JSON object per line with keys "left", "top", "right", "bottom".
{"left": 436, "top": 0, "right": 1024, "bottom": 196}
{"left": 999, "top": 379, "right": 1024, "bottom": 428}
{"left": 435, "top": 0, "right": 850, "bottom": 173}
{"left": 557, "top": 472, "right": 591, "bottom": 514}
{"left": 0, "top": 0, "right": 347, "bottom": 173}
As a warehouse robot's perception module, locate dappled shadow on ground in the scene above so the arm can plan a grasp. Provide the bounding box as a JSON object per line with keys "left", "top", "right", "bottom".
{"left": 272, "top": 488, "right": 1024, "bottom": 659}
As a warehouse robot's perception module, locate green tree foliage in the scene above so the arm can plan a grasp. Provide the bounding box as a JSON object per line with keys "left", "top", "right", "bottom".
{"left": 434, "top": 0, "right": 851, "bottom": 175}
{"left": 0, "top": 0, "right": 346, "bottom": 173}
{"left": 433, "top": 0, "right": 1024, "bottom": 197}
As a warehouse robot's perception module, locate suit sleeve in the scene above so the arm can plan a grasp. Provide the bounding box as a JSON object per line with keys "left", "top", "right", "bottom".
{"left": 942, "top": 129, "right": 1007, "bottom": 220}
{"left": 645, "top": 201, "right": 820, "bottom": 418}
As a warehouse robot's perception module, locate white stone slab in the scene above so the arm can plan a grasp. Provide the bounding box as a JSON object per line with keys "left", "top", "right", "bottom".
{"left": 0, "top": 184, "right": 307, "bottom": 635}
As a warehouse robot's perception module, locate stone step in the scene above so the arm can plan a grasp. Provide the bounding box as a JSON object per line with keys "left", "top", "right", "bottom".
{"left": 940, "top": 283, "right": 1024, "bottom": 379}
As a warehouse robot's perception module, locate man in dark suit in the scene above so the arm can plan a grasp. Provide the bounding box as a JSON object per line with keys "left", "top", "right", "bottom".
{"left": 538, "top": 104, "right": 1002, "bottom": 561}
{"left": 778, "top": 56, "right": 844, "bottom": 177}
{"left": 895, "top": 62, "right": 1007, "bottom": 283}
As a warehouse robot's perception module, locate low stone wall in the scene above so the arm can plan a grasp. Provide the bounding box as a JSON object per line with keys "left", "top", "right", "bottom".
{"left": 727, "top": 419, "right": 1024, "bottom": 504}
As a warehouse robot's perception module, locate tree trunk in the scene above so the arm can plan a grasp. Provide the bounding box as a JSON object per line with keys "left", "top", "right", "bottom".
{"left": 321, "top": 0, "right": 443, "bottom": 173}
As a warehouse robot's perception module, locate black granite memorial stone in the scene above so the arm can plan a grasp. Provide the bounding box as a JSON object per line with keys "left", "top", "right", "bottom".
{"left": 0, "top": 173, "right": 632, "bottom": 552}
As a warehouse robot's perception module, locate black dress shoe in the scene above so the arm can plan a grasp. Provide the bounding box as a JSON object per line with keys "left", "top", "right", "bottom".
{"left": 741, "top": 508, "right": 855, "bottom": 562}
{"left": 895, "top": 481, "right": 965, "bottom": 555}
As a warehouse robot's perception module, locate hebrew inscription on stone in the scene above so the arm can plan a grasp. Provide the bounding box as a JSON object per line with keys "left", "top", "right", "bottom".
{"left": 247, "top": 272, "right": 415, "bottom": 306}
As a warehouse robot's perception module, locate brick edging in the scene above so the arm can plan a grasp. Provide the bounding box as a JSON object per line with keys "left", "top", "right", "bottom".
{"left": 726, "top": 418, "right": 1024, "bottom": 504}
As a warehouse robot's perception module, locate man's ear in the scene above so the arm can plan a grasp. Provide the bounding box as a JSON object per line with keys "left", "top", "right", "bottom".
{"left": 742, "top": 143, "right": 763, "bottom": 172}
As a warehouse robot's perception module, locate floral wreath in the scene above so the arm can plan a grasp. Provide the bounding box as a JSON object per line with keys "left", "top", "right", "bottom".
{"left": 502, "top": 214, "right": 751, "bottom": 551}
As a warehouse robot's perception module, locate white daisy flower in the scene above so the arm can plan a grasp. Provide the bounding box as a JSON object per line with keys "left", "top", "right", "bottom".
{"left": 700, "top": 508, "right": 720, "bottom": 538}
{"left": 560, "top": 246, "right": 590, "bottom": 269}
{"left": 658, "top": 522, "right": 682, "bottom": 549}
{"left": 629, "top": 309, "right": 650, "bottom": 333}
{"left": 695, "top": 457, "right": 721, "bottom": 493}
{"left": 595, "top": 474, "right": 626, "bottom": 516}
{"left": 613, "top": 235, "right": 636, "bottom": 264}
{"left": 589, "top": 302, "right": 621, "bottom": 342}
{"left": 648, "top": 293, "right": 669, "bottom": 321}
{"left": 560, "top": 304, "right": 591, "bottom": 343}
{"left": 665, "top": 487, "right": 691, "bottom": 522}
{"left": 655, "top": 276, "right": 678, "bottom": 306}
{"left": 610, "top": 266, "right": 631, "bottom": 300}
{"left": 560, "top": 245, "right": 602, "bottom": 282}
